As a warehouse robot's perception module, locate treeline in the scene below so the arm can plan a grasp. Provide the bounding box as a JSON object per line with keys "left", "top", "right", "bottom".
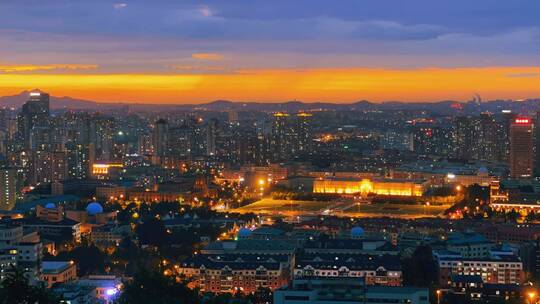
{"left": 271, "top": 191, "right": 339, "bottom": 201}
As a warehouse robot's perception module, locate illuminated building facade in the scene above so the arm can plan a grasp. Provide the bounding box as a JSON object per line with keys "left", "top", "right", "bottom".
{"left": 41, "top": 261, "right": 77, "bottom": 288}
{"left": 179, "top": 254, "right": 290, "bottom": 293}
{"left": 293, "top": 253, "right": 402, "bottom": 286}
{"left": 489, "top": 181, "right": 508, "bottom": 203}
{"left": 95, "top": 186, "right": 126, "bottom": 200}
{"left": 313, "top": 178, "right": 425, "bottom": 197}
{"left": 92, "top": 163, "right": 124, "bottom": 179}
{"left": 436, "top": 253, "right": 524, "bottom": 288}
{"left": 128, "top": 190, "right": 183, "bottom": 203}
{"left": 444, "top": 169, "right": 493, "bottom": 187}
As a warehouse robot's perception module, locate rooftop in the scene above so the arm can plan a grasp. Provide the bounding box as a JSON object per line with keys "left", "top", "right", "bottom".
{"left": 42, "top": 261, "right": 75, "bottom": 274}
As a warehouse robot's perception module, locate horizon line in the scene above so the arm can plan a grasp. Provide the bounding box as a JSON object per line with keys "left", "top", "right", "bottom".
{"left": 1, "top": 89, "right": 538, "bottom": 107}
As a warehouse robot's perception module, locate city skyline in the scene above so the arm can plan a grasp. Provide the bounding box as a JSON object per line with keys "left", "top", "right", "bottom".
{"left": 3, "top": 2, "right": 540, "bottom": 303}
{"left": 1, "top": 1, "right": 540, "bottom": 103}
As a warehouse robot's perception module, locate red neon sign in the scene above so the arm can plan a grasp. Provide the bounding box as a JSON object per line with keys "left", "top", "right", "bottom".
{"left": 515, "top": 118, "right": 531, "bottom": 124}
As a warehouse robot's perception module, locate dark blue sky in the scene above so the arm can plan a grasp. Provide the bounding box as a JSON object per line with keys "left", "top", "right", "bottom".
{"left": 1, "top": 0, "right": 539, "bottom": 72}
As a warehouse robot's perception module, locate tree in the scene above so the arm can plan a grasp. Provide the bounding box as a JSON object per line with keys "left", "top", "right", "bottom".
{"left": 402, "top": 245, "right": 438, "bottom": 288}
{"left": 252, "top": 287, "right": 273, "bottom": 304}
{"left": 0, "top": 267, "right": 58, "bottom": 304}
{"left": 464, "top": 184, "right": 489, "bottom": 203}
{"left": 54, "top": 238, "right": 107, "bottom": 276}
{"left": 506, "top": 209, "right": 520, "bottom": 223}
{"left": 117, "top": 268, "right": 199, "bottom": 304}
{"left": 136, "top": 217, "right": 168, "bottom": 247}
{"left": 117, "top": 202, "right": 138, "bottom": 224}
{"left": 150, "top": 201, "right": 182, "bottom": 216}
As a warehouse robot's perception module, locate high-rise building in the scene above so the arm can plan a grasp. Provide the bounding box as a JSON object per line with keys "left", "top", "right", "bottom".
{"left": 138, "top": 133, "right": 153, "bottom": 156}
{"left": 535, "top": 112, "right": 540, "bottom": 177}
{"left": 152, "top": 119, "right": 168, "bottom": 162}
{"left": 0, "top": 168, "right": 17, "bottom": 211}
{"left": 206, "top": 119, "right": 218, "bottom": 156}
{"left": 50, "top": 151, "right": 68, "bottom": 182}
{"left": 269, "top": 112, "right": 312, "bottom": 161}
{"left": 477, "top": 113, "right": 498, "bottom": 162}
{"left": 454, "top": 116, "right": 477, "bottom": 160}
{"left": 66, "top": 142, "right": 94, "bottom": 180}
{"left": 270, "top": 113, "right": 291, "bottom": 161}
{"left": 495, "top": 111, "right": 515, "bottom": 162}
{"left": 293, "top": 113, "right": 312, "bottom": 156}
{"left": 190, "top": 119, "right": 207, "bottom": 157}
{"left": 92, "top": 116, "right": 115, "bottom": 161}
{"left": 411, "top": 119, "right": 453, "bottom": 157}
{"left": 453, "top": 114, "right": 500, "bottom": 162}
{"left": 412, "top": 127, "right": 435, "bottom": 155}
{"left": 380, "top": 129, "right": 413, "bottom": 151}
{"left": 29, "top": 150, "right": 52, "bottom": 184}
{"left": 227, "top": 110, "right": 239, "bottom": 125}
{"left": 29, "top": 150, "right": 68, "bottom": 184}
{"left": 413, "top": 126, "right": 452, "bottom": 157}
{"left": 167, "top": 125, "right": 191, "bottom": 159}
{"left": 17, "top": 92, "right": 50, "bottom": 149}
{"left": 510, "top": 117, "right": 534, "bottom": 178}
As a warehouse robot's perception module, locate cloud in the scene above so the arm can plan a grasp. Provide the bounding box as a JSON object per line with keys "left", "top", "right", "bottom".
{"left": 506, "top": 72, "right": 540, "bottom": 78}
{"left": 113, "top": 3, "right": 128, "bottom": 10}
{"left": 192, "top": 53, "right": 223, "bottom": 61}
{"left": 351, "top": 20, "right": 445, "bottom": 40}
{"left": 199, "top": 5, "right": 212, "bottom": 17}
{"left": 0, "top": 64, "right": 98, "bottom": 73}
{"left": 172, "top": 65, "right": 225, "bottom": 72}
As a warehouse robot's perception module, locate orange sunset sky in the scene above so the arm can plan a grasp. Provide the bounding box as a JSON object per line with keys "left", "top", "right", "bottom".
{"left": 1, "top": 66, "right": 540, "bottom": 104}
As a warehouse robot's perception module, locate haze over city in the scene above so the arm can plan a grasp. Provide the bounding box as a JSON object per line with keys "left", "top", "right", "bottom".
{"left": 1, "top": 1, "right": 540, "bottom": 103}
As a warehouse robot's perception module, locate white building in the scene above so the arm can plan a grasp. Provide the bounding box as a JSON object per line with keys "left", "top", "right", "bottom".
{"left": 0, "top": 224, "right": 43, "bottom": 282}
{"left": 274, "top": 278, "right": 429, "bottom": 304}
{"left": 0, "top": 168, "right": 17, "bottom": 211}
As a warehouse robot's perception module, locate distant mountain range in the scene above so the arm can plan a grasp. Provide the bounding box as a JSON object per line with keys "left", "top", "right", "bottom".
{"left": 0, "top": 90, "right": 126, "bottom": 111}
{"left": 1, "top": 90, "right": 540, "bottom": 115}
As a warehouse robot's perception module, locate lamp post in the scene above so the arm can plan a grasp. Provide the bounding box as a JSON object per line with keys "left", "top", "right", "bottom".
{"left": 436, "top": 289, "right": 441, "bottom": 304}
{"left": 528, "top": 291, "right": 537, "bottom": 304}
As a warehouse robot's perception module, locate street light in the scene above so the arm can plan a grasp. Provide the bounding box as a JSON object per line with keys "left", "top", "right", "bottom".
{"left": 436, "top": 290, "right": 441, "bottom": 304}
{"left": 528, "top": 291, "right": 537, "bottom": 304}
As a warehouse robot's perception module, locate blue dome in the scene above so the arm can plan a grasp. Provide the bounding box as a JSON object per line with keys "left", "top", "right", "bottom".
{"left": 44, "top": 203, "right": 56, "bottom": 209}
{"left": 351, "top": 226, "right": 365, "bottom": 238}
{"left": 237, "top": 228, "right": 252, "bottom": 238}
{"left": 86, "top": 202, "right": 104, "bottom": 215}
{"left": 478, "top": 167, "right": 489, "bottom": 175}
